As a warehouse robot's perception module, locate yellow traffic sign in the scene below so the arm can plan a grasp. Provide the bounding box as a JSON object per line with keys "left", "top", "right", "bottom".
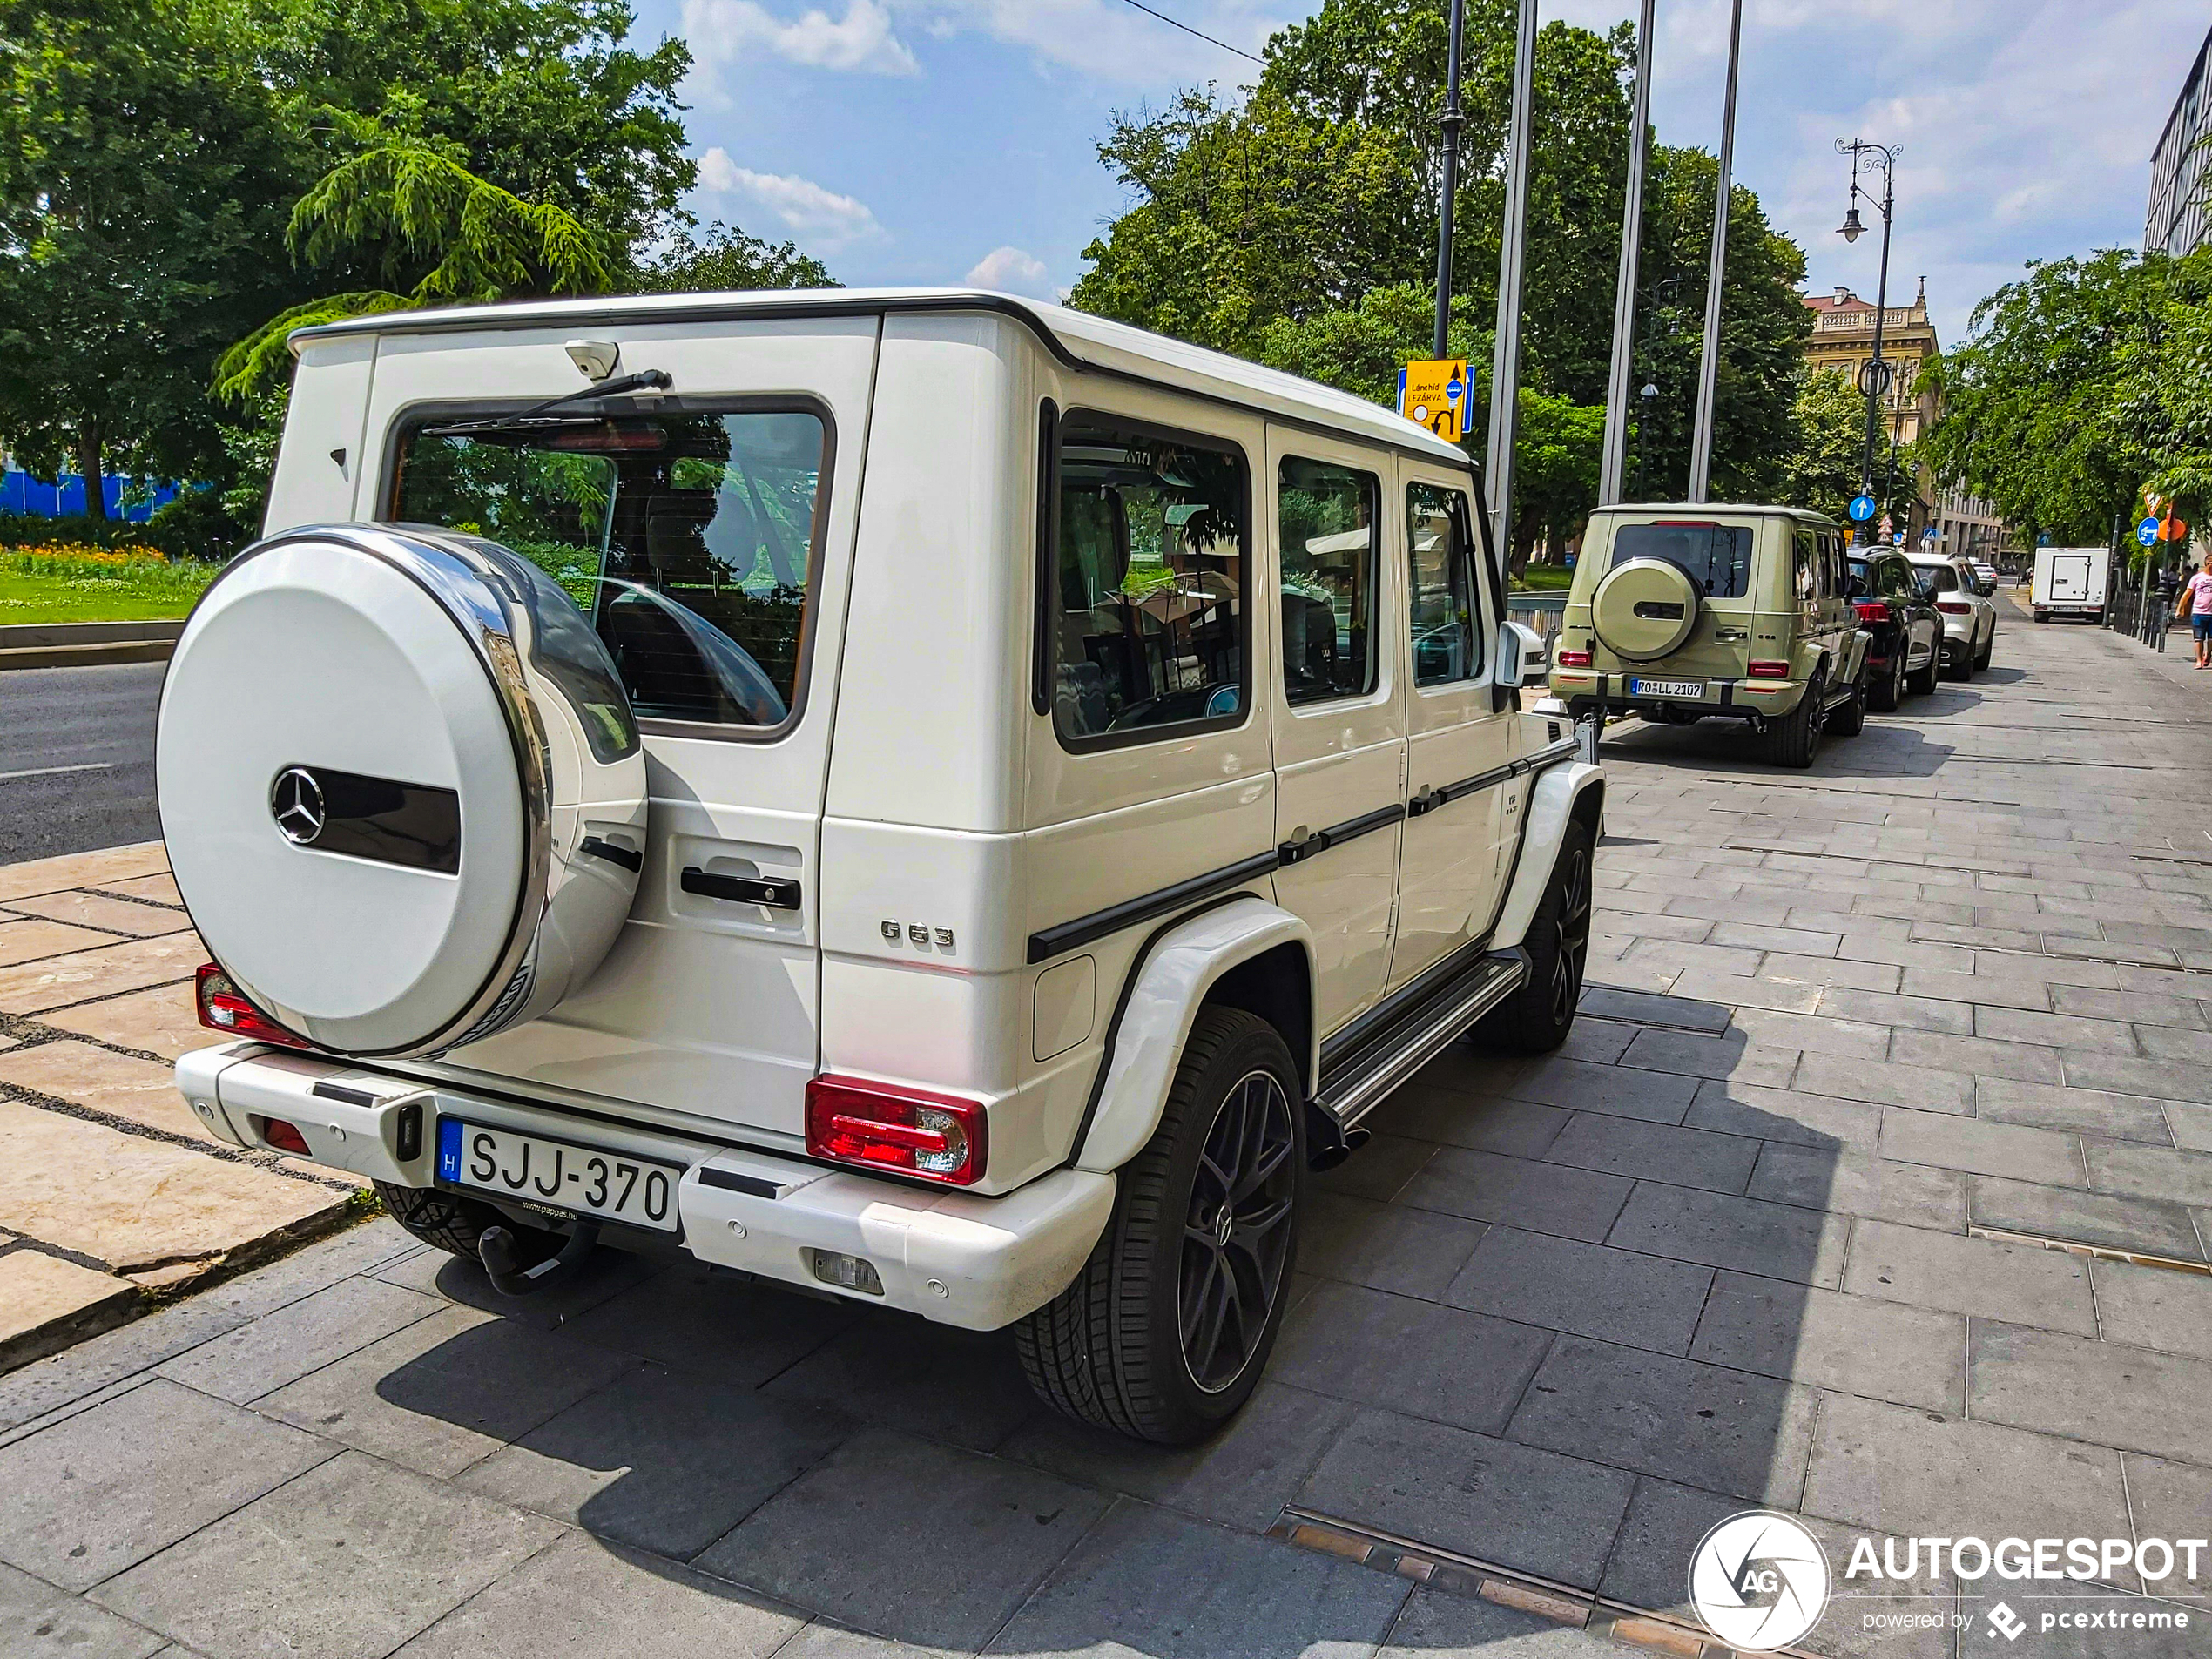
{"left": 1399, "top": 358, "right": 1471, "bottom": 442}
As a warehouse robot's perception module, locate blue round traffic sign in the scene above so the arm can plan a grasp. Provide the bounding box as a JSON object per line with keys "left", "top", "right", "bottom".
{"left": 1849, "top": 495, "right": 1876, "bottom": 522}
{"left": 1445, "top": 376, "right": 1465, "bottom": 402}
{"left": 2139, "top": 517, "right": 2161, "bottom": 547}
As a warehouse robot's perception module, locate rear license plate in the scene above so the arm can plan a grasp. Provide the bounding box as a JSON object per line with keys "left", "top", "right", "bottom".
{"left": 436, "top": 1118, "right": 682, "bottom": 1233}
{"left": 1629, "top": 678, "right": 1705, "bottom": 698}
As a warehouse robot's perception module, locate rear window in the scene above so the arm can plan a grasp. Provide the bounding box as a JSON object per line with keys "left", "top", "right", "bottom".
{"left": 1609, "top": 521, "right": 1754, "bottom": 599}
{"left": 1917, "top": 563, "right": 1959, "bottom": 592}
{"left": 391, "top": 404, "right": 828, "bottom": 734}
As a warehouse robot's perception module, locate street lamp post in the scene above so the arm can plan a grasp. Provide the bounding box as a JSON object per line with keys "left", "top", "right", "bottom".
{"left": 1837, "top": 138, "right": 1899, "bottom": 546}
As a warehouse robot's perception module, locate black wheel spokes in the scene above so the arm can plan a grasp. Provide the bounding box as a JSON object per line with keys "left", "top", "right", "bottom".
{"left": 1549, "top": 846, "right": 1592, "bottom": 1025}
{"left": 1180, "top": 1071, "right": 1296, "bottom": 1393}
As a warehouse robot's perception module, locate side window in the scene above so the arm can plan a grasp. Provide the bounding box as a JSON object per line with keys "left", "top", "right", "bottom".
{"left": 1794, "top": 530, "right": 1817, "bottom": 603}
{"left": 1278, "top": 457, "right": 1380, "bottom": 705}
{"left": 1047, "top": 416, "right": 1248, "bottom": 746}
{"left": 1879, "top": 557, "right": 1913, "bottom": 599}
{"left": 1822, "top": 535, "right": 1848, "bottom": 602}
{"left": 1406, "top": 482, "right": 1483, "bottom": 686}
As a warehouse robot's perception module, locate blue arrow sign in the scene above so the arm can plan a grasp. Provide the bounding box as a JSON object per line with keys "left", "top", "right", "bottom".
{"left": 1848, "top": 495, "right": 1877, "bottom": 523}
{"left": 2139, "top": 517, "right": 2161, "bottom": 548}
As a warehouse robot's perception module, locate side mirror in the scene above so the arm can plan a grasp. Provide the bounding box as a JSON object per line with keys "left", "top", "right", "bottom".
{"left": 1497, "top": 619, "right": 1548, "bottom": 689}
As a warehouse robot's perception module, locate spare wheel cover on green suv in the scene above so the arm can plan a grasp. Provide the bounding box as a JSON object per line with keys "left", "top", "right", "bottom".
{"left": 1591, "top": 556, "right": 1701, "bottom": 662}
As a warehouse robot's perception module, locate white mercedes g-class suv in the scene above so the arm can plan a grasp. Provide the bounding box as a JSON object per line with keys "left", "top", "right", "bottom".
{"left": 159, "top": 290, "right": 1603, "bottom": 1443}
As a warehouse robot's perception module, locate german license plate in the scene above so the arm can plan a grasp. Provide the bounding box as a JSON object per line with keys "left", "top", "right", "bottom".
{"left": 1629, "top": 678, "right": 1705, "bottom": 698}
{"left": 436, "top": 1118, "right": 682, "bottom": 1233}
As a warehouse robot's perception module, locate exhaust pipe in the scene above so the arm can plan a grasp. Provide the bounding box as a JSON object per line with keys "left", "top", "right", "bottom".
{"left": 478, "top": 1220, "right": 600, "bottom": 1297}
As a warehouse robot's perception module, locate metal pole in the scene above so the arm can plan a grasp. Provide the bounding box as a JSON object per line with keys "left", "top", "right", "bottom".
{"left": 1686, "top": 0, "right": 1743, "bottom": 503}
{"left": 1858, "top": 172, "right": 1895, "bottom": 543}
{"left": 1485, "top": 0, "right": 1539, "bottom": 558}
{"left": 1432, "top": 0, "right": 1467, "bottom": 361}
{"left": 1597, "top": 0, "right": 1656, "bottom": 506}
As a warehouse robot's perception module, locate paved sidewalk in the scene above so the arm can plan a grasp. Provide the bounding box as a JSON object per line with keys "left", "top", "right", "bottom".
{"left": 0, "top": 844, "right": 363, "bottom": 1366}
{"left": 1, "top": 604, "right": 2209, "bottom": 1658}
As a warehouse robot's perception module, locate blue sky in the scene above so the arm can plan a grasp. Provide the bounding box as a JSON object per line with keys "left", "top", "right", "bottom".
{"left": 631, "top": 0, "right": 2211, "bottom": 350}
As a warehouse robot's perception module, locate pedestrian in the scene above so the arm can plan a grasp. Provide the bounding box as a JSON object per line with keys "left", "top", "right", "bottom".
{"left": 2181, "top": 550, "right": 2212, "bottom": 670}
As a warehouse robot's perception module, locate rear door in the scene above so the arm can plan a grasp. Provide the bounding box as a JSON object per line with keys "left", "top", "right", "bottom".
{"left": 1390, "top": 469, "right": 1513, "bottom": 990}
{"left": 358, "top": 318, "right": 879, "bottom": 1140}
{"left": 1265, "top": 427, "right": 1404, "bottom": 1035}
{"left": 2052, "top": 555, "right": 2092, "bottom": 602}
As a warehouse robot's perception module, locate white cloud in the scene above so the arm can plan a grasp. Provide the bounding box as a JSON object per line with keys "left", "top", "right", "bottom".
{"left": 884, "top": 1, "right": 1291, "bottom": 84}
{"left": 965, "top": 245, "right": 1054, "bottom": 298}
{"left": 697, "top": 149, "right": 887, "bottom": 251}
{"left": 683, "top": 0, "right": 917, "bottom": 101}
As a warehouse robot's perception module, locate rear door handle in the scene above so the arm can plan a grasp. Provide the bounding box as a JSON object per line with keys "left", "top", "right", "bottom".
{"left": 681, "top": 867, "right": 801, "bottom": 909}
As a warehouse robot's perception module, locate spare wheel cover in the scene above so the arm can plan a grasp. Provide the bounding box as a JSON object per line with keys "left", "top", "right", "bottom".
{"left": 157, "top": 524, "right": 647, "bottom": 1057}
{"left": 1590, "top": 556, "right": 1702, "bottom": 663}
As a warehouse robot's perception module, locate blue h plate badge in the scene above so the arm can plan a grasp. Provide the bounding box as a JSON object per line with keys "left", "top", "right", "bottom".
{"left": 436, "top": 1117, "right": 463, "bottom": 1183}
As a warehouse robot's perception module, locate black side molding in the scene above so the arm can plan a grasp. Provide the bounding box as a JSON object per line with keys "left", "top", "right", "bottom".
{"left": 1278, "top": 803, "right": 1406, "bottom": 866}
{"left": 682, "top": 867, "right": 801, "bottom": 909}
{"left": 579, "top": 835, "right": 643, "bottom": 873}
{"left": 1027, "top": 850, "right": 1280, "bottom": 965}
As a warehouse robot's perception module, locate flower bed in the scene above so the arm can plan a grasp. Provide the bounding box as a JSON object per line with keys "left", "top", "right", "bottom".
{"left": 0, "top": 545, "right": 221, "bottom": 624}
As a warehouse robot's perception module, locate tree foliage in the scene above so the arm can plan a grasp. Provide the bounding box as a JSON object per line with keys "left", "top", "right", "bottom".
{"left": 1919, "top": 248, "right": 2212, "bottom": 546}
{"left": 1069, "top": 0, "right": 1811, "bottom": 545}
{"left": 638, "top": 222, "right": 839, "bottom": 294}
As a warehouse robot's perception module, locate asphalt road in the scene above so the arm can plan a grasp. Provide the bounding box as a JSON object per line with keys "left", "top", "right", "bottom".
{"left": 0, "top": 661, "right": 165, "bottom": 864}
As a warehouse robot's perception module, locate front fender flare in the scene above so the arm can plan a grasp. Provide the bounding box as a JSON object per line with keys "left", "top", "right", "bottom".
{"left": 1490, "top": 761, "right": 1604, "bottom": 952}
{"left": 1072, "top": 898, "right": 1314, "bottom": 1174}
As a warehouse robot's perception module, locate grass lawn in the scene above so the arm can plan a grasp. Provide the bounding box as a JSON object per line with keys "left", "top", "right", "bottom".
{"left": 0, "top": 553, "right": 219, "bottom": 625}
{"left": 1511, "top": 563, "right": 1575, "bottom": 592}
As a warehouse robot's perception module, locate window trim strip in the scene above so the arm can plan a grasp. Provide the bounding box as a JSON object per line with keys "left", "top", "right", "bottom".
{"left": 1026, "top": 850, "right": 1281, "bottom": 965}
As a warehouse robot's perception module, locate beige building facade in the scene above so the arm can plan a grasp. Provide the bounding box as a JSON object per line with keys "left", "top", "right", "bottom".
{"left": 1802, "top": 277, "right": 1941, "bottom": 448}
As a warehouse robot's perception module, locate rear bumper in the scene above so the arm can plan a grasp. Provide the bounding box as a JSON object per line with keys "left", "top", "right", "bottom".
{"left": 1548, "top": 668, "right": 1805, "bottom": 720}
{"left": 177, "top": 1044, "right": 1113, "bottom": 1331}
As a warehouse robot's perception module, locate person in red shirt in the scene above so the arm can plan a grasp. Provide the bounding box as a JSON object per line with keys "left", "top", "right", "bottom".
{"left": 2180, "top": 550, "right": 2212, "bottom": 670}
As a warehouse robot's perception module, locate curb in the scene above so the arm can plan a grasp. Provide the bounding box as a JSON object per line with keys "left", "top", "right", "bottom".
{"left": 0, "top": 620, "right": 183, "bottom": 672}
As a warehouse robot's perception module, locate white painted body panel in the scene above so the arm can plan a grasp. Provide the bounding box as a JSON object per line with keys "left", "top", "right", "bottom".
{"left": 1489, "top": 759, "right": 1604, "bottom": 951}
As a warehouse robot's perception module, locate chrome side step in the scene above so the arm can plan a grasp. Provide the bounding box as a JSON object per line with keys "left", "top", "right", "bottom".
{"left": 1315, "top": 950, "right": 1529, "bottom": 1130}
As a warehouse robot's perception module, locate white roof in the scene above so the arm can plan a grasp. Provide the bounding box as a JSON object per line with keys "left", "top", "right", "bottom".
{"left": 291, "top": 286, "right": 1472, "bottom": 467}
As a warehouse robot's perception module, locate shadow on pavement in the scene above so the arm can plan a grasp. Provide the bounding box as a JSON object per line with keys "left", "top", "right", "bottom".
{"left": 343, "top": 1000, "right": 1903, "bottom": 1656}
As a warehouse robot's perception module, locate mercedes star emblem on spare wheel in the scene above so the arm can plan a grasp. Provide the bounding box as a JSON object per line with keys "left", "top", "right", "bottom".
{"left": 271, "top": 766, "right": 327, "bottom": 846}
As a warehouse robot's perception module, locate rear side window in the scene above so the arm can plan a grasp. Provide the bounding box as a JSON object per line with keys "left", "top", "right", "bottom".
{"left": 1048, "top": 416, "right": 1249, "bottom": 746}
{"left": 392, "top": 405, "right": 827, "bottom": 733}
{"left": 1278, "top": 457, "right": 1380, "bottom": 705}
{"left": 1610, "top": 521, "right": 1753, "bottom": 599}
{"left": 1920, "top": 563, "right": 1958, "bottom": 592}
{"left": 1407, "top": 482, "right": 1482, "bottom": 686}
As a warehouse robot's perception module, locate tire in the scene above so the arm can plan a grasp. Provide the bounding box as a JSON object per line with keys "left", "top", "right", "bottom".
{"left": 1473, "top": 816, "right": 1595, "bottom": 1055}
{"left": 374, "top": 1180, "right": 563, "bottom": 1268}
{"left": 1762, "top": 666, "right": 1827, "bottom": 768}
{"left": 1942, "top": 645, "right": 1970, "bottom": 682}
{"left": 1975, "top": 633, "right": 1993, "bottom": 671}
{"left": 2033, "top": 609, "right": 2049, "bottom": 624}
{"left": 1015, "top": 1007, "right": 1304, "bottom": 1444}
{"left": 1828, "top": 665, "right": 1866, "bottom": 737}
{"left": 1868, "top": 651, "right": 1905, "bottom": 712}
{"left": 1906, "top": 641, "right": 1939, "bottom": 696}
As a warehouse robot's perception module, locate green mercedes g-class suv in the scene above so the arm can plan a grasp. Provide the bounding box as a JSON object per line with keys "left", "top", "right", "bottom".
{"left": 1546, "top": 505, "right": 1870, "bottom": 767}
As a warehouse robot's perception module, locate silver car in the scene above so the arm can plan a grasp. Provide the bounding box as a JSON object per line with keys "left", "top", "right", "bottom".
{"left": 1908, "top": 553, "right": 1997, "bottom": 678}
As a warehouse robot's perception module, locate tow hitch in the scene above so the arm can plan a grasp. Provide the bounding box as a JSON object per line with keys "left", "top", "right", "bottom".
{"left": 478, "top": 1219, "right": 600, "bottom": 1296}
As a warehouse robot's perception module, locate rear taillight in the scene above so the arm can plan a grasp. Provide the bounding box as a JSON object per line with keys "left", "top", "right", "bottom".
{"left": 1937, "top": 600, "right": 1970, "bottom": 615}
{"left": 1853, "top": 601, "right": 1892, "bottom": 624}
{"left": 255, "top": 1116, "right": 312, "bottom": 1155}
{"left": 1558, "top": 649, "right": 1593, "bottom": 668}
{"left": 195, "top": 963, "right": 305, "bottom": 1048}
{"left": 806, "top": 1075, "right": 987, "bottom": 1185}
{"left": 1748, "top": 660, "right": 1791, "bottom": 679}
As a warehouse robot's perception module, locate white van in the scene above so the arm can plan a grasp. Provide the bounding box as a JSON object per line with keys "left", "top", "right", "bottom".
{"left": 2030, "top": 544, "right": 2109, "bottom": 622}
{"left": 158, "top": 289, "right": 1602, "bottom": 1442}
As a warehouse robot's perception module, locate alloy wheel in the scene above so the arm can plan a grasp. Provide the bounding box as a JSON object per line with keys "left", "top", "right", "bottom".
{"left": 1179, "top": 1069, "right": 1296, "bottom": 1393}
{"left": 1547, "top": 840, "right": 1594, "bottom": 1027}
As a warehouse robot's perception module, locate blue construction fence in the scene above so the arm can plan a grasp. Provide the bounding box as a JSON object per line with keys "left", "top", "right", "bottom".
{"left": 0, "top": 469, "right": 185, "bottom": 523}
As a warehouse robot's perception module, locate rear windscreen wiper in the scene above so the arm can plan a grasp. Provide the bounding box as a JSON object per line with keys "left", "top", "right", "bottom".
{"left": 422, "top": 368, "right": 674, "bottom": 437}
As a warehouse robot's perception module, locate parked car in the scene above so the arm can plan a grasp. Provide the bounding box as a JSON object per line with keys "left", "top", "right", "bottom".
{"left": 1908, "top": 551, "right": 1997, "bottom": 678}
{"left": 157, "top": 287, "right": 1603, "bottom": 1445}
{"left": 1970, "top": 558, "right": 2000, "bottom": 589}
{"left": 1845, "top": 549, "right": 1945, "bottom": 710}
{"left": 1547, "top": 505, "right": 1869, "bottom": 766}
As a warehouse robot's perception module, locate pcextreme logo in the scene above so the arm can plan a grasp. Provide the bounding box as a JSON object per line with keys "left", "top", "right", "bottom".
{"left": 1688, "top": 1511, "right": 1831, "bottom": 1652}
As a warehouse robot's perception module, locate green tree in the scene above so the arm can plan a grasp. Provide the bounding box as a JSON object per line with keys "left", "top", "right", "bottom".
{"left": 0, "top": 0, "right": 299, "bottom": 516}
{"left": 638, "top": 221, "right": 837, "bottom": 294}
{"left": 1780, "top": 369, "right": 1870, "bottom": 520}
{"left": 1919, "top": 249, "right": 2212, "bottom": 545}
